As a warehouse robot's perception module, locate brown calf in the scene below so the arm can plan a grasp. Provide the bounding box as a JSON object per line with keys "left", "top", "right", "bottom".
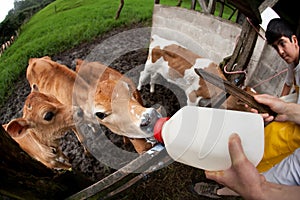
{"left": 3, "top": 88, "right": 83, "bottom": 169}
{"left": 26, "top": 56, "right": 160, "bottom": 154}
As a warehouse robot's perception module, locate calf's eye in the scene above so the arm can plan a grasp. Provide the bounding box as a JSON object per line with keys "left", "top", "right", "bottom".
{"left": 44, "top": 112, "right": 55, "bottom": 121}
{"left": 96, "top": 112, "right": 109, "bottom": 120}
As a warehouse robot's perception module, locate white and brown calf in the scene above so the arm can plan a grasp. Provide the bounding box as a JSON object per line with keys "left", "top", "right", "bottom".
{"left": 138, "top": 35, "right": 233, "bottom": 108}
{"left": 138, "top": 35, "right": 255, "bottom": 111}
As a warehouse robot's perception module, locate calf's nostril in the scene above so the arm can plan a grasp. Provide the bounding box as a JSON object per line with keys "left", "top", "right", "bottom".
{"left": 140, "top": 113, "right": 151, "bottom": 127}
{"left": 77, "top": 107, "right": 84, "bottom": 118}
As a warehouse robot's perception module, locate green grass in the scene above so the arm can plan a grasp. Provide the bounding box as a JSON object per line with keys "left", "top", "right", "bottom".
{"left": 0, "top": 0, "right": 237, "bottom": 106}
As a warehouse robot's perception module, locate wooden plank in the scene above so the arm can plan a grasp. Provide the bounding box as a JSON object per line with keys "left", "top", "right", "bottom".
{"left": 228, "top": 0, "right": 262, "bottom": 24}
{"left": 99, "top": 152, "right": 173, "bottom": 199}
{"left": 0, "top": 126, "right": 93, "bottom": 199}
{"left": 66, "top": 144, "right": 173, "bottom": 200}
{"left": 224, "top": 19, "right": 250, "bottom": 79}
{"left": 195, "top": 68, "right": 277, "bottom": 116}
{"left": 258, "top": 0, "right": 279, "bottom": 12}
{"left": 224, "top": 18, "right": 259, "bottom": 85}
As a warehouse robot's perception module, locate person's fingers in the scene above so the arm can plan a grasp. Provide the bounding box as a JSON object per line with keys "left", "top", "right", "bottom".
{"left": 264, "top": 115, "right": 274, "bottom": 122}
{"left": 250, "top": 108, "right": 259, "bottom": 113}
{"left": 228, "top": 133, "right": 246, "bottom": 165}
{"left": 260, "top": 113, "right": 269, "bottom": 118}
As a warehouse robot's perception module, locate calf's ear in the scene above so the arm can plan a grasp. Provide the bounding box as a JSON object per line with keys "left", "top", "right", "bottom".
{"left": 5, "top": 118, "right": 29, "bottom": 138}
{"left": 28, "top": 58, "right": 36, "bottom": 65}
{"left": 2, "top": 124, "right": 7, "bottom": 130}
{"left": 31, "top": 84, "right": 39, "bottom": 92}
{"left": 75, "top": 58, "right": 84, "bottom": 72}
{"left": 43, "top": 56, "right": 52, "bottom": 60}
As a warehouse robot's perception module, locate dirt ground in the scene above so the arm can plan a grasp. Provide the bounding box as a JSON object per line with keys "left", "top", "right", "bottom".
{"left": 0, "top": 22, "right": 242, "bottom": 200}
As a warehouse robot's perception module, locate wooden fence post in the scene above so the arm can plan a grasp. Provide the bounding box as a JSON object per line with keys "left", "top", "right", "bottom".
{"left": 224, "top": 19, "right": 259, "bottom": 84}
{"left": 115, "top": 0, "right": 124, "bottom": 20}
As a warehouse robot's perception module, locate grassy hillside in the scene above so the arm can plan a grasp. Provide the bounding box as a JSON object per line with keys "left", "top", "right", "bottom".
{"left": 0, "top": 0, "right": 236, "bottom": 106}
{"left": 0, "top": 0, "right": 152, "bottom": 105}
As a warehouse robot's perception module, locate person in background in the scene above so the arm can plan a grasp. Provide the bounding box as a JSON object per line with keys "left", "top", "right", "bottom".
{"left": 265, "top": 18, "right": 300, "bottom": 102}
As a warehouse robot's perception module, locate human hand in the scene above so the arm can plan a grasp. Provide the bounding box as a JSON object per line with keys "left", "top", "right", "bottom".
{"left": 247, "top": 94, "right": 288, "bottom": 122}
{"left": 205, "top": 133, "right": 266, "bottom": 199}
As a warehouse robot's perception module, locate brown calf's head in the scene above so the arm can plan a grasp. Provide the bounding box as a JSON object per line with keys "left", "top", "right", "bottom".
{"left": 75, "top": 59, "right": 162, "bottom": 138}
{"left": 92, "top": 79, "right": 161, "bottom": 138}
{"left": 4, "top": 89, "right": 84, "bottom": 169}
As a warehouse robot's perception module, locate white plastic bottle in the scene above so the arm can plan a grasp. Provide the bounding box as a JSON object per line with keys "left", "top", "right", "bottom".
{"left": 154, "top": 106, "right": 264, "bottom": 171}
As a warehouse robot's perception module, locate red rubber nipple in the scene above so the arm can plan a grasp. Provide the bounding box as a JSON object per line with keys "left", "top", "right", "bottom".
{"left": 153, "top": 117, "right": 170, "bottom": 143}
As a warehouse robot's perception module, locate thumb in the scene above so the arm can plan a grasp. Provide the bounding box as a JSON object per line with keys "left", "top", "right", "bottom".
{"left": 205, "top": 133, "right": 244, "bottom": 180}
{"left": 253, "top": 94, "right": 274, "bottom": 106}
{"left": 228, "top": 133, "right": 247, "bottom": 165}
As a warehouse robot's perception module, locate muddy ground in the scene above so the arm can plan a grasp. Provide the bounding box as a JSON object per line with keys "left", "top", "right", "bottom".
{"left": 0, "top": 22, "right": 241, "bottom": 200}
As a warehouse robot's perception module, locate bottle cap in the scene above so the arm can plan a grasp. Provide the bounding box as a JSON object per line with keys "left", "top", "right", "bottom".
{"left": 153, "top": 117, "right": 170, "bottom": 143}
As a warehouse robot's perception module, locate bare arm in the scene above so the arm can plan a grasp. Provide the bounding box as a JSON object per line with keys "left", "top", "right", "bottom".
{"left": 205, "top": 134, "right": 300, "bottom": 200}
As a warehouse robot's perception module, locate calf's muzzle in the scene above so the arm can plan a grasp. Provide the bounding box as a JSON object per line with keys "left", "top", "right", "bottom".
{"left": 140, "top": 108, "right": 162, "bottom": 136}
